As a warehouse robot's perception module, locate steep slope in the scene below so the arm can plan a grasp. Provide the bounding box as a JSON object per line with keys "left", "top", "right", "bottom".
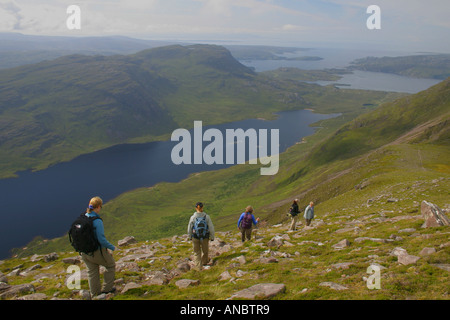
{"left": 303, "top": 78, "right": 450, "bottom": 167}
{"left": 2, "top": 78, "right": 448, "bottom": 302}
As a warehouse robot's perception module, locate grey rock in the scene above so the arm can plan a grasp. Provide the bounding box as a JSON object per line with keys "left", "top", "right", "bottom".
{"left": 175, "top": 279, "right": 200, "bottom": 289}
{"left": 121, "top": 282, "right": 142, "bottom": 294}
{"left": 319, "top": 282, "right": 348, "bottom": 290}
{"left": 0, "top": 283, "right": 35, "bottom": 299}
{"left": 421, "top": 201, "right": 450, "bottom": 228}
{"left": 231, "top": 283, "right": 286, "bottom": 299}
{"left": 16, "top": 293, "right": 47, "bottom": 300}
{"left": 419, "top": 247, "right": 436, "bottom": 256}
{"left": 355, "top": 237, "right": 391, "bottom": 244}
{"left": 118, "top": 236, "right": 138, "bottom": 247}
{"left": 332, "top": 239, "right": 350, "bottom": 249}
{"left": 218, "top": 271, "right": 232, "bottom": 281}
{"left": 398, "top": 253, "right": 420, "bottom": 266}
{"left": 267, "top": 236, "right": 284, "bottom": 248}
{"left": 43, "top": 252, "right": 59, "bottom": 262}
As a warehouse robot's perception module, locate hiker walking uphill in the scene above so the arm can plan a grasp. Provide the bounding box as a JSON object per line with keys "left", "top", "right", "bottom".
{"left": 69, "top": 196, "right": 116, "bottom": 297}
{"left": 187, "top": 202, "right": 215, "bottom": 271}
{"left": 288, "top": 199, "right": 300, "bottom": 231}
{"left": 238, "top": 206, "right": 259, "bottom": 242}
{"left": 304, "top": 201, "right": 315, "bottom": 226}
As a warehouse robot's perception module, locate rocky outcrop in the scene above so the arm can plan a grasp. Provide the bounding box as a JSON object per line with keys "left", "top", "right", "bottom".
{"left": 421, "top": 201, "right": 450, "bottom": 228}
{"left": 118, "top": 236, "right": 138, "bottom": 247}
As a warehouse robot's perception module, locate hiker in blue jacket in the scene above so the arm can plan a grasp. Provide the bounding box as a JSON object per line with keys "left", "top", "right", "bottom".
{"left": 81, "top": 196, "right": 116, "bottom": 297}
{"left": 238, "top": 206, "right": 259, "bottom": 242}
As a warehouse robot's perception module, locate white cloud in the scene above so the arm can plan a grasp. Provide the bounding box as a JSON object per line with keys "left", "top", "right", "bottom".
{"left": 0, "top": 0, "right": 448, "bottom": 52}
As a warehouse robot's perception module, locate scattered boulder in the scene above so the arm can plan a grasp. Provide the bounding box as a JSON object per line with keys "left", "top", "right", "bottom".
{"left": 319, "top": 282, "right": 348, "bottom": 290}
{"left": 0, "top": 283, "right": 35, "bottom": 299}
{"left": 254, "top": 257, "right": 279, "bottom": 264}
{"left": 332, "top": 239, "right": 350, "bottom": 249}
{"left": 16, "top": 293, "right": 47, "bottom": 300}
{"left": 421, "top": 201, "right": 450, "bottom": 228}
{"left": 398, "top": 254, "right": 420, "bottom": 266}
{"left": 267, "top": 236, "right": 284, "bottom": 248}
{"left": 43, "top": 253, "right": 58, "bottom": 262}
{"left": 175, "top": 279, "right": 200, "bottom": 289}
{"left": 121, "top": 282, "right": 142, "bottom": 294}
{"left": 355, "top": 237, "right": 392, "bottom": 244}
{"left": 419, "top": 247, "right": 436, "bottom": 256}
{"left": 330, "top": 262, "right": 353, "bottom": 270}
{"left": 143, "top": 271, "right": 170, "bottom": 286}
{"left": 392, "top": 247, "right": 420, "bottom": 265}
{"left": 118, "top": 236, "right": 138, "bottom": 247}
{"left": 230, "top": 283, "right": 286, "bottom": 300}
{"left": 218, "top": 270, "right": 233, "bottom": 281}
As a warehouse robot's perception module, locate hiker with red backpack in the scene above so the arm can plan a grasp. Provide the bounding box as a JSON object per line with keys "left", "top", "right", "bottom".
{"left": 237, "top": 206, "right": 260, "bottom": 242}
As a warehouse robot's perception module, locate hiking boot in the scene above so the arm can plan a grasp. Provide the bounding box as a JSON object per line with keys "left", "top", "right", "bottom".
{"left": 101, "top": 287, "right": 116, "bottom": 294}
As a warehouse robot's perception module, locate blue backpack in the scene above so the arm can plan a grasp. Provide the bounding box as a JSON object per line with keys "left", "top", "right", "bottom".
{"left": 193, "top": 216, "right": 209, "bottom": 240}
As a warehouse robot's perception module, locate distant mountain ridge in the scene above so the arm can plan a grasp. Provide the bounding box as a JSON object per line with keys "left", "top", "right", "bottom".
{"left": 350, "top": 55, "right": 450, "bottom": 80}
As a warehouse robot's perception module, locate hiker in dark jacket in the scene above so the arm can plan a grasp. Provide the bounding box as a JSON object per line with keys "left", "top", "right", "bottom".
{"left": 289, "top": 199, "right": 300, "bottom": 231}
{"left": 237, "top": 206, "right": 259, "bottom": 242}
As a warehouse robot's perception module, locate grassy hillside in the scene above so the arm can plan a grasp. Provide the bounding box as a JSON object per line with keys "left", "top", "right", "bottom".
{"left": 2, "top": 141, "right": 448, "bottom": 301}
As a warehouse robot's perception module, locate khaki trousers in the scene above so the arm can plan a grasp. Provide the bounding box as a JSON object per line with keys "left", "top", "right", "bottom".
{"left": 81, "top": 247, "right": 116, "bottom": 296}
{"left": 192, "top": 238, "right": 209, "bottom": 270}
{"left": 289, "top": 215, "right": 298, "bottom": 230}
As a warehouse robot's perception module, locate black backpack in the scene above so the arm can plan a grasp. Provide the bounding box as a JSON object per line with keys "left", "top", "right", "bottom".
{"left": 68, "top": 213, "right": 101, "bottom": 255}
{"left": 289, "top": 204, "right": 299, "bottom": 217}
{"left": 192, "top": 216, "right": 209, "bottom": 240}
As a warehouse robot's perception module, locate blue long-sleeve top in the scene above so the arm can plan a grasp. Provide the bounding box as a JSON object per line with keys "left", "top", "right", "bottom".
{"left": 86, "top": 212, "right": 115, "bottom": 251}
{"left": 237, "top": 212, "right": 258, "bottom": 228}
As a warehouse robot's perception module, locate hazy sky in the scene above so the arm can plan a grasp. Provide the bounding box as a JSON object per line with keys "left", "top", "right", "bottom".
{"left": 0, "top": 0, "right": 449, "bottom": 52}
